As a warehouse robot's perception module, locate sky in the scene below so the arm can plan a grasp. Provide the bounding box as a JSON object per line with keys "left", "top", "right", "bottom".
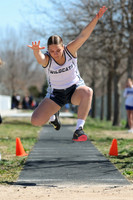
{"left": 0, "top": 0, "right": 58, "bottom": 47}
{"left": 0, "top": 0, "right": 54, "bottom": 32}
{"left": 0, "top": 0, "right": 26, "bottom": 31}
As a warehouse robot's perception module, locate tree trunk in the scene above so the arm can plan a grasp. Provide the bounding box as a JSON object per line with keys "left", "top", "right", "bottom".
{"left": 127, "top": 54, "right": 133, "bottom": 79}
{"left": 100, "top": 78, "right": 105, "bottom": 120}
{"left": 106, "top": 70, "right": 113, "bottom": 121}
{"left": 100, "top": 94, "right": 104, "bottom": 120}
{"left": 112, "top": 73, "right": 121, "bottom": 126}
{"left": 127, "top": 1, "right": 133, "bottom": 79}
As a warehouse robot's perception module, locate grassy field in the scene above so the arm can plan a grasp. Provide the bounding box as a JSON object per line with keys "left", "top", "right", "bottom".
{"left": 0, "top": 117, "right": 41, "bottom": 184}
{"left": 84, "top": 117, "right": 133, "bottom": 183}
{"left": 0, "top": 116, "right": 133, "bottom": 184}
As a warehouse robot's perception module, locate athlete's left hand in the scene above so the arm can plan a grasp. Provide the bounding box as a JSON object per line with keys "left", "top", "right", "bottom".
{"left": 96, "top": 6, "right": 107, "bottom": 19}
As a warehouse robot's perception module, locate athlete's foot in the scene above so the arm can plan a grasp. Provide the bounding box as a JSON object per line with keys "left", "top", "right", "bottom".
{"left": 49, "top": 111, "right": 61, "bottom": 130}
{"left": 72, "top": 127, "right": 87, "bottom": 142}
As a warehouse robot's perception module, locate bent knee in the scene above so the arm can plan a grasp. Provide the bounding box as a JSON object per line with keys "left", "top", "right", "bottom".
{"left": 84, "top": 87, "right": 93, "bottom": 98}
{"left": 88, "top": 87, "right": 93, "bottom": 96}
{"left": 31, "top": 114, "right": 48, "bottom": 126}
{"left": 31, "top": 115, "right": 40, "bottom": 126}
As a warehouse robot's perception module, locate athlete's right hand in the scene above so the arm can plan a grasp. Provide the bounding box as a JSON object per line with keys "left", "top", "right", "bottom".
{"left": 27, "top": 41, "right": 45, "bottom": 50}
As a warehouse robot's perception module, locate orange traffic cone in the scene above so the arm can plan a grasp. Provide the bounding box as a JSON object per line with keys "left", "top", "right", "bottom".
{"left": 109, "top": 138, "right": 118, "bottom": 156}
{"left": 16, "top": 137, "right": 28, "bottom": 157}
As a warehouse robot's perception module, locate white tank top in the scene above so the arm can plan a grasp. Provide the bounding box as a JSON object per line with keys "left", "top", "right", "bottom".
{"left": 123, "top": 86, "right": 133, "bottom": 106}
{"left": 44, "top": 47, "right": 82, "bottom": 89}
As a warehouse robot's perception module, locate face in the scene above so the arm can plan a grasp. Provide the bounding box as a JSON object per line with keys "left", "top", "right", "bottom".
{"left": 127, "top": 78, "right": 133, "bottom": 87}
{"left": 48, "top": 44, "right": 64, "bottom": 60}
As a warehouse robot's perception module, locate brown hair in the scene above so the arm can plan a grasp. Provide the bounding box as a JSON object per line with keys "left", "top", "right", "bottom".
{"left": 126, "top": 78, "right": 133, "bottom": 87}
{"left": 47, "top": 35, "right": 63, "bottom": 47}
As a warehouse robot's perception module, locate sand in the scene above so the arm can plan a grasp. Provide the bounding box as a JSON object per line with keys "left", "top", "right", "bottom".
{"left": 1, "top": 184, "right": 133, "bottom": 200}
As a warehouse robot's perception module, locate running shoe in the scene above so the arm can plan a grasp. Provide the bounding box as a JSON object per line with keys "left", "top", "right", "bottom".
{"left": 49, "top": 111, "right": 61, "bottom": 130}
{"left": 72, "top": 127, "right": 87, "bottom": 142}
{"left": 128, "top": 129, "right": 133, "bottom": 133}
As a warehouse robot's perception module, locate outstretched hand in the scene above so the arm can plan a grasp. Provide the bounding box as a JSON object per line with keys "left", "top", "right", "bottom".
{"left": 96, "top": 6, "right": 107, "bottom": 19}
{"left": 27, "top": 41, "right": 45, "bottom": 50}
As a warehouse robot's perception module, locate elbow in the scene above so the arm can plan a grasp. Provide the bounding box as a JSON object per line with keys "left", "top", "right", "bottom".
{"left": 37, "top": 60, "right": 43, "bottom": 65}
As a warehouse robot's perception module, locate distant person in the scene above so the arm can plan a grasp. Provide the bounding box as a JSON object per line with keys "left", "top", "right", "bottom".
{"left": 123, "top": 78, "right": 133, "bottom": 133}
{"left": 16, "top": 94, "right": 21, "bottom": 108}
{"left": 0, "top": 114, "right": 2, "bottom": 124}
{"left": 65, "top": 103, "right": 70, "bottom": 112}
{"left": 27, "top": 6, "right": 107, "bottom": 141}
{"left": 11, "top": 93, "right": 20, "bottom": 109}
{"left": 22, "top": 96, "right": 30, "bottom": 109}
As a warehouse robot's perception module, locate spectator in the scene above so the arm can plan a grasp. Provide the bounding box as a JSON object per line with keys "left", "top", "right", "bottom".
{"left": 0, "top": 114, "right": 2, "bottom": 124}
{"left": 22, "top": 96, "right": 30, "bottom": 109}
{"left": 11, "top": 93, "right": 20, "bottom": 109}
{"left": 65, "top": 103, "right": 70, "bottom": 112}
{"left": 123, "top": 78, "right": 133, "bottom": 133}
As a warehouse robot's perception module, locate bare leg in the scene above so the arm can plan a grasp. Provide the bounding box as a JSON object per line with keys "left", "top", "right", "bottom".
{"left": 31, "top": 98, "right": 61, "bottom": 126}
{"left": 127, "top": 110, "right": 133, "bottom": 130}
{"left": 127, "top": 110, "right": 131, "bottom": 129}
{"left": 131, "top": 111, "right": 133, "bottom": 129}
{"left": 71, "top": 86, "right": 93, "bottom": 120}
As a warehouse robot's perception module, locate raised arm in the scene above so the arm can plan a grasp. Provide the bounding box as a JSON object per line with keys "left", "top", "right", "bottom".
{"left": 67, "top": 6, "right": 107, "bottom": 57}
{"left": 27, "top": 41, "right": 49, "bottom": 67}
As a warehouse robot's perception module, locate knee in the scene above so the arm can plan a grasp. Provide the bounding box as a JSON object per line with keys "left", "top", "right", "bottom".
{"left": 88, "top": 87, "right": 93, "bottom": 97}
{"left": 31, "top": 114, "right": 43, "bottom": 126}
{"left": 31, "top": 115, "right": 39, "bottom": 126}
{"left": 84, "top": 87, "right": 93, "bottom": 99}
{"left": 31, "top": 111, "right": 49, "bottom": 126}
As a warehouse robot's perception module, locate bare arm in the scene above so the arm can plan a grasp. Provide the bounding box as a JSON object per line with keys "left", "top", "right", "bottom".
{"left": 67, "top": 6, "right": 107, "bottom": 57}
{"left": 27, "top": 41, "right": 49, "bottom": 67}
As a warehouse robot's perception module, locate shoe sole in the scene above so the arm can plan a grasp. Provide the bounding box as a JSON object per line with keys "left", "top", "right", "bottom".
{"left": 72, "top": 135, "right": 87, "bottom": 142}
{"left": 49, "top": 122, "right": 61, "bottom": 130}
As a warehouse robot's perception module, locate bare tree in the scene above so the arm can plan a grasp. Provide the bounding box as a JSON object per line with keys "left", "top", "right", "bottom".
{"left": 126, "top": 0, "right": 133, "bottom": 78}
{"left": 0, "top": 28, "right": 45, "bottom": 96}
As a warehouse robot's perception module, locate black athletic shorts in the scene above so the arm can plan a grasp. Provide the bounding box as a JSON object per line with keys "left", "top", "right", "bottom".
{"left": 50, "top": 84, "right": 76, "bottom": 107}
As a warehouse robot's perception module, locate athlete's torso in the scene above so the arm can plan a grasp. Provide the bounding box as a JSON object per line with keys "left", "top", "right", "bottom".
{"left": 44, "top": 47, "right": 82, "bottom": 89}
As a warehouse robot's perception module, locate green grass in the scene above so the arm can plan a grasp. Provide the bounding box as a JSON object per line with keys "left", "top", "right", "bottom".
{"left": 84, "top": 117, "right": 133, "bottom": 182}
{"left": 0, "top": 117, "right": 41, "bottom": 184}
{"left": 0, "top": 116, "right": 133, "bottom": 184}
